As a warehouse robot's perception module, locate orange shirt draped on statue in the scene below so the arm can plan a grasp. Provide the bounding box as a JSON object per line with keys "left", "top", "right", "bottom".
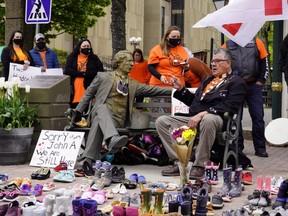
{"left": 129, "top": 60, "right": 151, "bottom": 84}
{"left": 148, "top": 44, "right": 188, "bottom": 87}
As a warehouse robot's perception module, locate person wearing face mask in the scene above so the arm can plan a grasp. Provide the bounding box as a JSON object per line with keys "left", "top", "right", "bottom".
{"left": 148, "top": 26, "right": 190, "bottom": 87}
{"left": 64, "top": 38, "right": 104, "bottom": 108}
{"left": 29, "top": 33, "right": 60, "bottom": 72}
{"left": 1, "top": 30, "right": 35, "bottom": 81}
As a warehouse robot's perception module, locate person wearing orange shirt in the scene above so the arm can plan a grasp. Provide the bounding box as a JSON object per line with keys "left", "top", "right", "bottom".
{"left": 129, "top": 48, "right": 151, "bottom": 84}
{"left": 64, "top": 39, "right": 104, "bottom": 108}
{"left": 1, "top": 30, "right": 35, "bottom": 81}
{"left": 148, "top": 26, "right": 190, "bottom": 87}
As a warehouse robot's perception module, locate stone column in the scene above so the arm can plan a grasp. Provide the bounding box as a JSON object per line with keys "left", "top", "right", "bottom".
{"left": 5, "top": 0, "right": 34, "bottom": 49}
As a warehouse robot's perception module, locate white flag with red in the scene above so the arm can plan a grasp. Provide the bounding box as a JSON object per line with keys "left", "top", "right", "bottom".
{"left": 193, "top": 0, "right": 287, "bottom": 46}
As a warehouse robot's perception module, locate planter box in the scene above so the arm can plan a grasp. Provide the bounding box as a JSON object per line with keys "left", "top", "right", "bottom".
{"left": 0, "top": 127, "right": 34, "bottom": 165}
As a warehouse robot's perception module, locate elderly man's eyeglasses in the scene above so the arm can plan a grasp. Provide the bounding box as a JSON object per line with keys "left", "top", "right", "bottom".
{"left": 211, "top": 59, "right": 228, "bottom": 63}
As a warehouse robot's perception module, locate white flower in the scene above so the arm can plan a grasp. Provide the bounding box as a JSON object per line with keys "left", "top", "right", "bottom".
{"left": 25, "top": 85, "right": 30, "bottom": 93}
{"left": 4, "top": 81, "right": 12, "bottom": 89}
{"left": 0, "top": 77, "right": 5, "bottom": 84}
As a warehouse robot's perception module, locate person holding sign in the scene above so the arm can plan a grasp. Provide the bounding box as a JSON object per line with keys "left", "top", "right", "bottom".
{"left": 64, "top": 38, "right": 104, "bottom": 108}
{"left": 73, "top": 50, "right": 171, "bottom": 176}
{"left": 29, "top": 33, "right": 60, "bottom": 72}
{"left": 1, "top": 30, "right": 35, "bottom": 81}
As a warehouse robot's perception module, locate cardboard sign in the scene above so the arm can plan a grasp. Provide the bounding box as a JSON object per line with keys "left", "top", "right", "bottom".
{"left": 30, "top": 130, "right": 85, "bottom": 169}
{"left": 8, "top": 63, "right": 41, "bottom": 82}
{"left": 172, "top": 88, "right": 197, "bottom": 115}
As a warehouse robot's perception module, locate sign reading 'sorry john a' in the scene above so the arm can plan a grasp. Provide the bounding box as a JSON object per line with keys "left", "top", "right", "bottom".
{"left": 30, "top": 130, "right": 84, "bottom": 169}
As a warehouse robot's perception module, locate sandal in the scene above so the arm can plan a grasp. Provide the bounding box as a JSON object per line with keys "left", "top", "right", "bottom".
{"left": 42, "top": 182, "right": 57, "bottom": 192}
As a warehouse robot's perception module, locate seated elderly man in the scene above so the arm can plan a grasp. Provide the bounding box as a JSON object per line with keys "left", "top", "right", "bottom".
{"left": 73, "top": 50, "right": 171, "bottom": 176}
{"left": 156, "top": 48, "right": 247, "bottom": 179}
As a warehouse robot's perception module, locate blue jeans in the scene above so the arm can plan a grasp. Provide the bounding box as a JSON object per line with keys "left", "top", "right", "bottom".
{"left": 238, "top": 84, "right": 266, "bottom": 153}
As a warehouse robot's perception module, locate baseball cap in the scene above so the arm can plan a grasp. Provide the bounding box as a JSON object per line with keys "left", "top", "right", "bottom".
{"left": 34, "top": 33, "right": 45, "bottom": 41}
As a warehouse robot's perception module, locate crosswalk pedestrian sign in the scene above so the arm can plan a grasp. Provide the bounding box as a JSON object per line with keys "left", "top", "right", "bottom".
{"left": 25, "top": 0, "right": 52, "bottom": 24}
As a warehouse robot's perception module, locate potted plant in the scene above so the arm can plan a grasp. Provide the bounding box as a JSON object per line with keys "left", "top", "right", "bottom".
{"left": 0, "top": 77, "right": 39, "bottom": 165}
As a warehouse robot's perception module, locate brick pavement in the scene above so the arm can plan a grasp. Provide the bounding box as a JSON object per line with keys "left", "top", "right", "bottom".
{"left": 0, "top": 139, "right": 287, "bottom": 215}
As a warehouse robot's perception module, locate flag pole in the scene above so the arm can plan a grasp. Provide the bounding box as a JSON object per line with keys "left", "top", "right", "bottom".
{"left": 271, "top": 20, "right": 283, "bottom": 119}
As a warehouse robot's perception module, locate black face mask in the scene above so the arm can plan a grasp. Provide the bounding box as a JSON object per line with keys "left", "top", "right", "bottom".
{"left": 36, "top": 41, "right": 46, "bottom": 50}
{"left": 168, "top": 38, "right": 180, "bottom": 47}
{"left": 80, "top": 48, "right": 92, "bottom": 55}
{"left": 13, "top": 39, "right": 23, "bottom": 45}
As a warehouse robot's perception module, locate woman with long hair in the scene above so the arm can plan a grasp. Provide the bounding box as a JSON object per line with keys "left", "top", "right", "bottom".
{"left": 1, "top": 30, "right": 35, "bottom": 81}
{"left": 148, "top": 26, "right": 190, "bottom": 87}
{"left": 64, "top": 38, "right": 104, "bottom": 108}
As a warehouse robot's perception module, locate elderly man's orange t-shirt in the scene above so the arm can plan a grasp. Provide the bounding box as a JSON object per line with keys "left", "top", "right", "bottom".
{"left": 148, "top": 45, "right": 188, "bottom": 87}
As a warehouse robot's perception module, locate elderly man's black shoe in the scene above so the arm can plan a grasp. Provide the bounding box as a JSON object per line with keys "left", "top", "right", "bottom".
{"left": 161, "top": 165, "right": 180, "bottom": 176}
{"left": 255, "top": 151, "right": 268, "bottom": 157}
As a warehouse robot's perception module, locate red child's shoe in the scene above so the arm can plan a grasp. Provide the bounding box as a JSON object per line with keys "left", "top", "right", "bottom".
{"left": 242, "top": 172, "right": 253, "bottom": 185}
{"left": 54, "top": 162, "right": 68, "bottom": 172}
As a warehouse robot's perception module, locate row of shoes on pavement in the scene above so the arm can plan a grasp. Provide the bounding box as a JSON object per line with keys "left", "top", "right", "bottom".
{"left": 0, "top": 186, "right": 112, "bottom": 216}
{"left": 222, "top": 206, "right": 288, "bottom": 216}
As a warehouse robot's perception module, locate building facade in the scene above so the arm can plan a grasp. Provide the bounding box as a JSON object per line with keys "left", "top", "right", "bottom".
{"left": 49, "top": 0, "right": 221, "bottom": 63}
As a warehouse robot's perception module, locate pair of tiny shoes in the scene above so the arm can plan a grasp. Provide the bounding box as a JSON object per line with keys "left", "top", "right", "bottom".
{"left": 123, "top": 180, "right": 137, "bottom": 190}
{"left": 72, "top": 183, "right": 89, "bottom": 197}
{"left": 2, "top": 191, "right": 19, "bottom": 202}
{"left": 128, "top": 173, "right": 147, "bottom": 184}
{"left": 112, "top": 184, "right": 127, "bottom": 194}
{"left": 81, "top": 190, "right": 95, "bottom": 199}
{"left": 92, "top": 190, "right": 107, "bottom": 205}
{"left": 37, "top": 168, "right": 51, "bottom": 180}
{"left": 53, "top": 170, "right": 75, "bottom": 183}
{"left": 29, "top": 184, "right": 44, "bottom": 197}
{"left": 42, "top": 182, "right": 57, "bottom": 192}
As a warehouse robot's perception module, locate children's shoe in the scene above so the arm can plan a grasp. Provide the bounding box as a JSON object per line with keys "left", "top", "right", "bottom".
{"left": 37, "top": 168, "right": 51, "bottom": 180}
{"left": 92, "top": 190, "right": 107, "bottom": 205}
{"left": 42, "top": 182, "right": 57, "bottom": 192}
{"left": 0, "top": 191, "right": 9, "bottom": 200}
{"left": 20, "top": 184, "right": 32, "bottom": 196}
{"left": 54, "top": 162, "right": 68, "bottom": 172}
{"left": 72, "top": 198, "right": 85, "bottom": 216}
{"left": 5, "top": 201, "right": 21, "bottom": 216}
{"left": 53, "top": 170, "right": 75, "bottom": 183}
{"left": 0, "top": 203, "right": 8, "bottom": 215}
{"left": 5, "top": 177, "right": 22, "bottom": 189}
{"left": 256, "top": 175, "right": 263, "bottom": 190}
{"left": 29, "top": 184, "right": 43, "bottom": 197}
{"left": 3, "top": 191, "right": 19, "bottom": 202}
{"left": 82, "top": 199, "right": 97, "bottom": 215}
{"left": 0, "top": 173, "right": 8, "bottom": 185}
{"left": 242, "top": 172, "right": 253, "bottom": 185}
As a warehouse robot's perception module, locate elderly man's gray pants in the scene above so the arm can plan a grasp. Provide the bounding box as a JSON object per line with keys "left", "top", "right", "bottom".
{"left": 155, "top": 114, "right": 223, "bottom": 167}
